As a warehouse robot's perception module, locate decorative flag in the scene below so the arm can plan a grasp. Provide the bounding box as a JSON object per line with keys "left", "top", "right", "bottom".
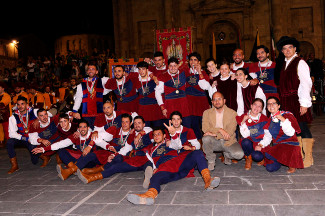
{"left": 156, "top": 27, "right": 192, "bottom": 66}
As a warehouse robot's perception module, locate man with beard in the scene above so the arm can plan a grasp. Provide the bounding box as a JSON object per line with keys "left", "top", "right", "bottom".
{"left": 202, "top": 92, "right": 244, "bottom": 169}
{"left": 105, "top": 65, "right": 139, "bottom": 112}
{"left": 93, "top": 101, "right": 137, "bottom": 135}
{"left": 7, "top": 96, "right": 38, "bottom": 174}
{"left": 249, "top": 45, "right": 278, "bottom": 100}
{"left": 230, "top": 49, "right": 251, "bottom": 75}
{"left": 127, "top": 111, "right": 220, "bottom": 205}
{"left": 145, "top": 51, "right": 168, "bottom": 76}
{"left": 71, "top": 64, "right": 110, "bottom": 129}
{"left": 78, "top": 116, "right": 154, "bottom": 186}
{"left": 32, "top": 120, "right": 96, "bottom": 180}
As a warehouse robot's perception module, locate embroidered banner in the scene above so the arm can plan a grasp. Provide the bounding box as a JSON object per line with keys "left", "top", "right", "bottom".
{"left": 156, "top": 27, "right": 192, "bottom": 66}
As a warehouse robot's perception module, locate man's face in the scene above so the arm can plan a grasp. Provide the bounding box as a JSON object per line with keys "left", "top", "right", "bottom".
{"left": 250, "top": 101, "right": 263, "bottom": 116}
{"left": 59, "top": 118, "right": 70, "bottom": 130}
{"left": 87, "top": 65, "right": 98, "bottom": 78}
{"left": 114, "top": 67, "right": 125, "bottom": 80}
{"left": 103, "top": 103, "right": 114, "bottom": 117}
{"left": 38, "top": 111, "right": 49, "bottom": 124}
{"left": 154, "top": 56, "right": 164, "bottom": 68}
{"left": 17, "top": 100, "right": 27, "bottom": 113}
{"left": 256, "top": 48, "right": 269, "bottom": 63}
{"left": 71, "top": 79, "right": 76, "bottom": 86}
{"left": 133, "top": 119, "right": 145, "bottom": 132}
{"left": 30, "top": 89, "right": 36, "bottom": 95}
{"left": 189, "top": 56, "right": 200, "bottom": 68}
{"left": 233, "top": 50, "right": 244, "bottom": 64}
{"left": 206, "top": 61, "right": 217, "bottom": 73}
{"left": 79, "top": 123, "right": 89, "bottom": 136}
{"left": 138, "top": 67, "right": 148, "bottom": 78}
{"left": 168, "top": 62, "right": 179, "bottom": 74}
{"left": 15, "top": 87, "right": 20, "bottom": 93}
{"left": 153, "top": 130, "right": 165, "bottom": 143}
{"left": 121, "top": 117, "right": 131, "bottom": 131}
{"left": 171, "top": 115, "right": 182, "bottom": 129}
{"left": 62, "top": 82, "right": 68, "bottom": 88}
{"left": 282, "top": 44, "right": 296, "bottom": 59}
{"left": 45, "top": 87, "right": 50, "bottom": 93}
{"left": 212, "top": 93, "right": 225, "bottom": 109}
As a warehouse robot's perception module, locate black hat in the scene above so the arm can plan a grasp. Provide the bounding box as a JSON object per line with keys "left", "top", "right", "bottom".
{"left": 276, "top": 36, "right": 300, "bottom": 52}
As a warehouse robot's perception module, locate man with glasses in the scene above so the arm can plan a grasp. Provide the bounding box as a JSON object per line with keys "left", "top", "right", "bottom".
{"left": 202, "top": 92, "right": 244, "bottom": 169}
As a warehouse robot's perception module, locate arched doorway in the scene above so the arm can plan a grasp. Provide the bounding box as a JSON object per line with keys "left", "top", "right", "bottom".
{"left": 204, "top": 20, "right": 240, "bottom": 64}
{"left": 299, "top": 41, "right": 315, "bottom": 60}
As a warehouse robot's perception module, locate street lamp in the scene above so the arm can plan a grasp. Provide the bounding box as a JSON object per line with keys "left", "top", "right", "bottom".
{"left": 11, "top": 40, "right": 19, "bottom": 58}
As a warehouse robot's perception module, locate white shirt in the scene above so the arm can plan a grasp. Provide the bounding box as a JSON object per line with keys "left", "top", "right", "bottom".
{"left": 285, "top": 53, "right": 312, "bottom": 108}
{"left": 236, "top": 81, "right": 266, "bottom": 116}
{"left": 249, "top": 60, "right": 273, "bottom": 79}
{"left": 73, "top": 77, "right": 110, "bottom": 112}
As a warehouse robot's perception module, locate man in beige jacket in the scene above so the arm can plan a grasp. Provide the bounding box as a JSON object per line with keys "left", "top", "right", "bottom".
{"left": 202, "top": 92, "right": 244, "bottom": 170}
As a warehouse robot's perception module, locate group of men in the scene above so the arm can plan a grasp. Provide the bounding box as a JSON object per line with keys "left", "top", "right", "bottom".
{"left": 0, "top": 35, "right": 314, "bottom": 205}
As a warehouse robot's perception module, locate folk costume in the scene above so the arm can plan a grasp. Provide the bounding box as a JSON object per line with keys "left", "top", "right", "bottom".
{"left": 105, "top": 73, "right": 139, "bottom": 113}
{"left": 73, "top": 76, "right": 110, "bottom": 129}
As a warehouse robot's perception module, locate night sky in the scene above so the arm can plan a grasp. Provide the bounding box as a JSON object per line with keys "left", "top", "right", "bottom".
{"left": 0, "top": 2, "right": 114, "bottom": 57}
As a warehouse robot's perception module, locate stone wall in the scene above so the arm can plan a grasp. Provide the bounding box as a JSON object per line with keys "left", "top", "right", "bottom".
{"left": 112, "top": 0, "right": 325, "bottom": 61}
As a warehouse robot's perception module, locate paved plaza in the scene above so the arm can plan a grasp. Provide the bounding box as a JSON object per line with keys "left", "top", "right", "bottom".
{"left": 0, "top": 115, "right": 325, "bottom": 216}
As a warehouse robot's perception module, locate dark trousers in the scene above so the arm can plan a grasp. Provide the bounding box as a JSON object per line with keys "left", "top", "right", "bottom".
{"left": 101, "top": 161, "right": 152, "bottom": 178}
{"left": 241, "top": 138, "right": 264, "bottom": 161}
{"left": 150, "top": 150, "right": 207, "bottom": 193}
{"left": 190, "top": 115, "right": 203, "bottom": 140}
{"left": 58, "top": 150, "right": 101, "bottom": 169}
{"left": 297, "top": 122, "right": 312, "bottom": 138}
{"left": 6, "top": 138, "right": 39, "bottom": 164}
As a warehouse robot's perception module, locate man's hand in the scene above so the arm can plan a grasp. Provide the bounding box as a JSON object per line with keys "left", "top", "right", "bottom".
{"left": 164, "top": 120, "right": 176, "bottom": 135}
{"left": 153, "top": 168, "right": 158, "bottom": 174}
{"left": 144, "top": 58, "right": 151, "bottom": 64}
{"left": 73, "top": 131, "right": 80, "bottom": 139}
{"left": 203, "top": 131, "right": 216, "bottom": 137}
{"left": 82, "top": 146, "right": 92, "bottom": 156}
{"left": 39, "top": 138, "right": 51, "bottom": 147}
{"left": 250, "top": 78, "right": 259, "bottom": 86}
{"left": 108, "top": 146, "right": 117, "bottom": 153}
{"left": 162, "top": 109, "right": 168, "bottom": 118}
{"left": 255, "top": 145, "right": 262, "bottom": 151}
{"left": 219, "top": 128, "right": 230, "bottom": 140}
{"left": 241, "top": 115, "right": 250, "bottom": 125}
{"left": 230, "top": 74, "right": 236, "bottom": 80}
{"left": 72, "top": 113, "right": 81, "bottom": 119}
{"left": 183, "top": 145, "right": 194, "bottom": 151}
{"left": 32, "top": 120, "right": 40, "bottom": 129}
{"left": 134, "top": 134, "right": 142, "bottom": 147}
{"left": 212, "top": 80, "right": 217, "bottom": 88}
{"left": 300, "top": 106, "right": 308, "bottom": 116}
{"left": 107, "top": 154, "right": 115, "bottom": 163}
{"left": 31, "top": 147, "right": 43, "bottom": 154}
{"left": 91, "top": 131, "right": 99, "bottom": 140}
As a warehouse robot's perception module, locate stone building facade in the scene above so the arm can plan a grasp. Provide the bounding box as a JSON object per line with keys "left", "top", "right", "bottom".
{"left": 0, "top": 39, "right": 18, "bottom": 72}
{"left": 54, "top": 34, "right": 114, "bottom": 57}
{"left": 112, "top": 0, "right": 325, "bottom": 62}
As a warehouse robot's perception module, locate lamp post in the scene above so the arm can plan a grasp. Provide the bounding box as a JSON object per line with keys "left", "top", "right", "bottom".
{"left": 11, "top": 40, "right": 18, "bottom": 59}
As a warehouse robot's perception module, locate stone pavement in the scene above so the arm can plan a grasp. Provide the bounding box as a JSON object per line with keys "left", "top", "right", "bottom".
{"left": 0, "top": 116, "right": 325, "bottom": 216}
